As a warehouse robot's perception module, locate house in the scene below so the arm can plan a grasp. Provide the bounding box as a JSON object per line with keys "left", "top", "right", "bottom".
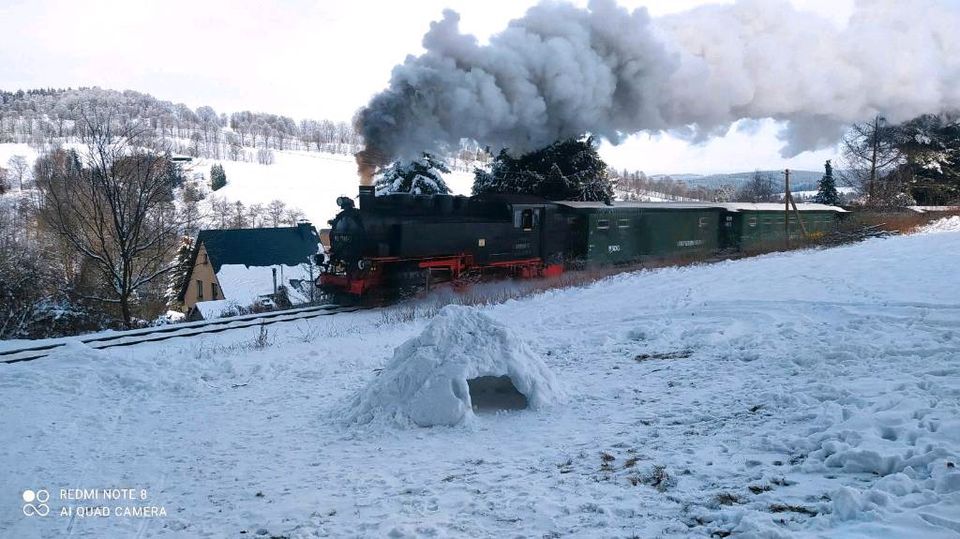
{"left": 178, "top": 223, "right": 321, "bottom": 320}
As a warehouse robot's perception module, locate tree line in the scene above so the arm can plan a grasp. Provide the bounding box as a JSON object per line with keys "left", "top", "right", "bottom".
{"left": 0, "top": 87, "right": 488, "bottom": 172}
{"left": 0, "top": 96, "right": 316, "bottom": 338}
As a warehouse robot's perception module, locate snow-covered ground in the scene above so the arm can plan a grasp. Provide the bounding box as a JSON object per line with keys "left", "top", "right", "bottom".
{"left": 1, "top": 225, "right": 959, "bottom": 537}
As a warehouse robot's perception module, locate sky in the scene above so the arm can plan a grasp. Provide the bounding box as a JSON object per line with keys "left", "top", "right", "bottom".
{"left": 0, "top": 0, "right": 856, "bottom": 174}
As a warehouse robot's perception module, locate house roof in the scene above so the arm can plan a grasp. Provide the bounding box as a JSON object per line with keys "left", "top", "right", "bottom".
{"left": 197, "top": 223, "right": 320, "bottom": 273}
{"left": 178, "top": 223, "right": 320, "bottom": 302}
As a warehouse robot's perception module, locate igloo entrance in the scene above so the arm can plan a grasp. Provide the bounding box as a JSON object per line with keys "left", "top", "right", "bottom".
{"left": 467, "top": 375, "right": 529, "bottom": 413}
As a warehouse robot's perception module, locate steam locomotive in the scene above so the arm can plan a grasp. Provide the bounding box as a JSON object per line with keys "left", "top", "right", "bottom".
{"left": 317, "top": 185, "right": 845, "bottom": 299}
{"left": 318, "top": 186, "right": 566, "bottom": 298}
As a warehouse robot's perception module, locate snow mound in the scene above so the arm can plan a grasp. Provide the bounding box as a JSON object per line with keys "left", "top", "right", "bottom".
{"left": 343, "top": 305, "right": 561, "bottom": 427}
{"left": 918, "top": 215, "right": 960, "bottom": 234}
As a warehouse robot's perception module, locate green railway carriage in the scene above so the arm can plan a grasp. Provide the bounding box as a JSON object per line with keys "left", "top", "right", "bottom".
{"left": 556, "top": 202, "right": 723, "bottom": 265}
{"left": 717, "top": 203, "right": 848, "bottom": 250}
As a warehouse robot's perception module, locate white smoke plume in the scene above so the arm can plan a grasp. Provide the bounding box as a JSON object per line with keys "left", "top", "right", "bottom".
{"left": 355, "top": 0, "right": 960, "bottom": 168}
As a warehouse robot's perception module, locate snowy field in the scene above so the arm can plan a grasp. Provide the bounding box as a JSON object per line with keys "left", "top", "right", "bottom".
{"left": 204, "top": 151, "right": 476, "bottom": 226}
{"left": 2, "top": 225, "right": 959, "bottom": 537}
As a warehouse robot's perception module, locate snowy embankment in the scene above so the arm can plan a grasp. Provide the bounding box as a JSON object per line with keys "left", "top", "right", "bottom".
{"left": 1, "top": 227, "right": 959, "bottom": 537}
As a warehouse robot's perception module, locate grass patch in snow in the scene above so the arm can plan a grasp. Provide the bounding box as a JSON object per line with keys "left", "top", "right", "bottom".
{"left": 634, "top": 350, "right": 693, "bottom": 362}
{"left": 769, "top": 503, "right": 818, "bottom": 516}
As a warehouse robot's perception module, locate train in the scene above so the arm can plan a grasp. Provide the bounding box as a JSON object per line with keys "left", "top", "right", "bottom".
{"left": 317, "top": 185, "right": 847, "bottom": 299}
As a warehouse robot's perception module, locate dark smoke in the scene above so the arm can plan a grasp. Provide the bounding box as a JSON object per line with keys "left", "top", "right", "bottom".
{"left": 356, "top": 0, "right": 960, "bottom": 170}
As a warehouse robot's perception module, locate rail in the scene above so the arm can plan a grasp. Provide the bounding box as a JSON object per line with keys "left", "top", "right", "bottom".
{"left": 0, "top": 303, "right": 363, "bottom": 364}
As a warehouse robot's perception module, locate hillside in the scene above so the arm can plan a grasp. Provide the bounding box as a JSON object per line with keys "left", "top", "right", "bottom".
{"left": 2, "top": 224, "right": 958, "bottom": 537}
{"left": 652, "top": 170, "right": 824, "bottom": 192}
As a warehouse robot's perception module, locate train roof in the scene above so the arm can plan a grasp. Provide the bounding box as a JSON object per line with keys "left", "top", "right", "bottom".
{"left": 553, "top": 201, "right": 848, "bottom": 212}
{"left": 554, "top": 201, "right": 713, "bottom": 210}
{"left": 715, "top": 202, "right": 848, "bottom": 213}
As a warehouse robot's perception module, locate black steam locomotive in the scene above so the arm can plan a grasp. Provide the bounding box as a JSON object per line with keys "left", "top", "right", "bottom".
{"left": 317, "top": 186, "right": 845, "bottom": 299}
{"left": 318, "top": 186, "right": 567, "bottom": 298}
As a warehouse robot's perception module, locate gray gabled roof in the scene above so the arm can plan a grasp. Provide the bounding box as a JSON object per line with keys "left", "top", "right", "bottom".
{"left": 197, "top": 224, "right": 320, "bottom": 272}
{"left": 177, "top": 223, "right": 319, "bottom": 302}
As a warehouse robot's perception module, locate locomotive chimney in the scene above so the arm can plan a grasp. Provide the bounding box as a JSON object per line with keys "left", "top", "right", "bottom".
{"left": 358, "top": 185, "right": 375, "bottom": 209}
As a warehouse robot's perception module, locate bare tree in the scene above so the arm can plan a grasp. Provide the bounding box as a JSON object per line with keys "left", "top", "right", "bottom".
{"left": 226, "top": 132, "right": 244, "bottom": 161}
{"left": 256, "top": 147, "right": 275, "bottom": 165}
{"left": 266, "top": 199, "right": 286, "bottom": 227}
{"left": 247, "top": 203, "right": 264, "bottom": 228}
{"left": 283, "top": 208, "right": 305, "bottom": 226}
{"left": 7, "top": 155, "right": 29, "bottom": 190}
{"left": 34, "top": 106, "right": 183, "bottom": 328}
{"left": 207, "top": 196, "right": 232, "bottom": 229}
{"left": 232, "top": 200, "right": 247, "bottom": 228}
{"left": 841, "top": 115, "right": 903, "bottom": 205}
{"left": 734, "top": 170, "right": 778, "bottom": 202}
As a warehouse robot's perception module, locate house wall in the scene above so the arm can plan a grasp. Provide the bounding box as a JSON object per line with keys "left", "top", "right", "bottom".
{"left": 183, "top": 243, "right": 223, "bottom": 311}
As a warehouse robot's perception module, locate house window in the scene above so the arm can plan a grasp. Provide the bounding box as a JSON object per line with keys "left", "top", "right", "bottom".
{"left": 196, "top": 279, "right": 204, "bottom": 300}
{"left": 200, "top": 253, "right": 208, "bottom": 265}
{"left": 596, "top": 219, "right": 610, "bottom": 230}
{"left": 211, "top": 283, "right": 219, "bottom": 299}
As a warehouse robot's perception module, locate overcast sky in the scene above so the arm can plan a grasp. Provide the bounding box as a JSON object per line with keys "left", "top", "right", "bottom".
{"left": 0, "top": 0, "right": 856, "bottom": 174}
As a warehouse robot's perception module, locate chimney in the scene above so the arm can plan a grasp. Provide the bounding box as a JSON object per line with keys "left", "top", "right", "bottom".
{"left": 358, "top": 185, "right": 375, "bottom": 209}
{"left": 296, "top": 220, "right": 312, "bottom": 239}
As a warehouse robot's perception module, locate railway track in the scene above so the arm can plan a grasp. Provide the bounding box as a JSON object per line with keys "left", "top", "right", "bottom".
{"left": 0, "top": 303, "right": 364, "bottom": 364}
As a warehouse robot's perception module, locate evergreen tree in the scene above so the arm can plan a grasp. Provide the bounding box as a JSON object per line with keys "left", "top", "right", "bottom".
{"left": 165, "top": 236, "right": 195, "bottom": 308}
{"left": 472, "top": 136, "right": 613, "bottom": 202}
{"left": 896, "top": 114, "right": 960, "bottom": 205}
{"left": 210, "top": 163, "right": 227, "bottom": 191}
{"left": 813, "top": 160, "right": 841, "bottom": 206}
{"left": 375, "top": 153, "right": 451, "bottom": 195}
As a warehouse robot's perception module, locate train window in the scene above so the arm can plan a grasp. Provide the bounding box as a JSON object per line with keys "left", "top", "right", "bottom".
{"left": 618, "top": 218, "right": 630, "bottom": 228}
{"left": 521, "top": 209, "right": 534, "bottom": 231}
{"left": 698, "top": 217, "right": 708, "bottom": 228}
{"left": 748, "top": 217, "right": 757, "bottom": 228}
{"left": 596, "top": 219, "right": 610, "bottom": 230}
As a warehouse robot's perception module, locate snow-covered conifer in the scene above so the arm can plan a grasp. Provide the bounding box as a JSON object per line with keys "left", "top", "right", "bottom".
{"left": 375, "top": 153, "right": 451, "bottom": 195}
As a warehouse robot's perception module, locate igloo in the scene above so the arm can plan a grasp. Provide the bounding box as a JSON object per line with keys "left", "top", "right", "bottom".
{"left": 343, "top": 305, "right": 561, "bottom": 427}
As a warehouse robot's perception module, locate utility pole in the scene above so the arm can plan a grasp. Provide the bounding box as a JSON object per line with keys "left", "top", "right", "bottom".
{"left": 784, "top": 169, "right": 790, "bottom": 249}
